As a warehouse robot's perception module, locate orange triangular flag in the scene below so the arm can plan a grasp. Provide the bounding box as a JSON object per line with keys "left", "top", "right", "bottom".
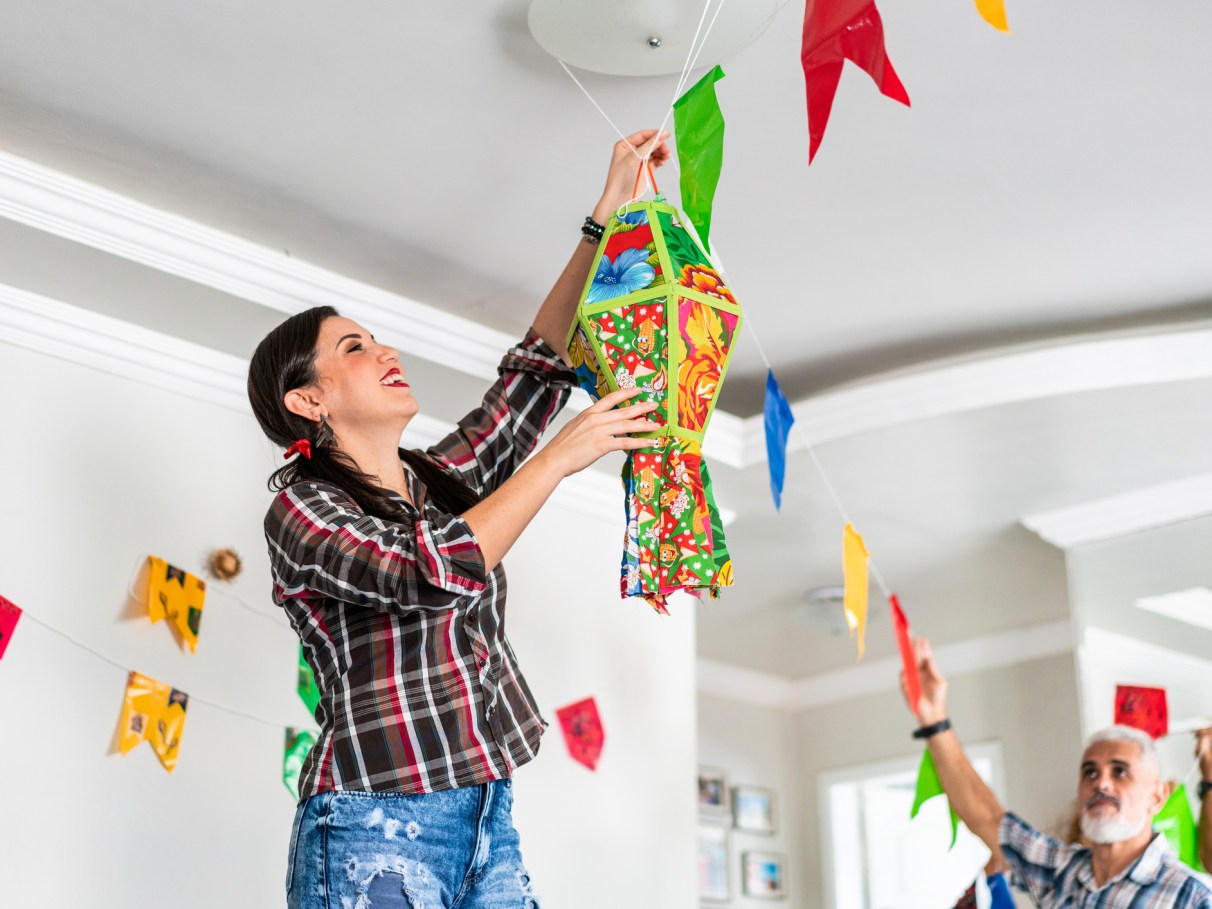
{"left": 974, "top": 0, "right": 1009, "bottom": 32}
{"left": 842, "top": 523, "right": 870, "bottom": 660}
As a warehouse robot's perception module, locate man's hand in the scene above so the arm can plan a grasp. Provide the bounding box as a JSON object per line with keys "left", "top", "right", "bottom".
{"left": 903, "top": 636, "right": 948, "bottom": 725}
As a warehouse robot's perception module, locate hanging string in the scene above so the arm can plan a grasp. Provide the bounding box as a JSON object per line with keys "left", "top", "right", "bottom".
{"left": 208, "top": 586, "right": 293, "bottom": 631}
{"left": 554, "top": 2, "right": 897, "bottom": 602}
{"left": 18, "top": 607, "right": 300, "bottom": 730}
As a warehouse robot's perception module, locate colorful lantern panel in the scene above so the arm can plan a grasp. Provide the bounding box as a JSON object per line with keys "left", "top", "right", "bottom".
{"left": 568, "top": 201, "right": 741, "bottom": 612}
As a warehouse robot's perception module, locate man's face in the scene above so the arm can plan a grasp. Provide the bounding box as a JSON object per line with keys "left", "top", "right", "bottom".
{"left": 1077, "top": 739, "right": 1165, "bottom": 845}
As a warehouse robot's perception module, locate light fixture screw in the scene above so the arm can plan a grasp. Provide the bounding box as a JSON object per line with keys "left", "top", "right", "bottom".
{"left": 647, "top": 36, "right": 662, "bottom": 48}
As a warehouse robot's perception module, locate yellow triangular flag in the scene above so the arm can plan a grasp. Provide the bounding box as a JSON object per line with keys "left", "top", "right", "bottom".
{"left": 147, "top": 556, "right": 205, "bottom": 653}
{"left": 117, "top": 670, "right": 189, "bottom": 772}
{"left": 974, "top": 0, "right": 1009, "bottom": 32}
{"left": 842, "top": 523, "right": 870, "bottom": 660}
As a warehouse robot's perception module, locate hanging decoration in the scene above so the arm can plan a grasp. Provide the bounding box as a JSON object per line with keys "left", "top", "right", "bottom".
{"left": 1114, "top": 684, "right": 1168, "bottom": 739}
{"left": 800, "top": 0, "right": 911, "bottom": 162}
{"left": 555, "top": 696, "right": 605, "bottom": 771}
{"left": 1153, "top": 784, "right": 1206, "bottom": 872}
{"left": 974, "top": 0, "right": 1010, "bottom": 32}
{"left": 0, "top": 593, "right": 22, "bottom": 661}
{"left": 146, "top": 556, "right": 205, "bottom": 653}
{"left": 298, "top": 645, "right": 321, "bottom": 718}
{"left": 116, "top": 670, "right": 189, "bottom": 773}
{"left": 890, "top": 594, "right": 921, "bottom": 714}
{"left": 841, "top": 523, "right": 870, "bottom": 659}
{"left": 673, "top": 64, "right": 727, "bottom": 254}
{"left": 206, "top": 547, "right": 243, "bottom": 582}
{"left": 568, "top": 176, "right": 742, "bottom": 612}
{"left": 911, "top": 747, "right": 959, "bottom": 848}
{"left": 763, "top": 371, "right": 796, "bottom": 511}
{"left": 283, "top": 727, "right": 318, "bottom": 799}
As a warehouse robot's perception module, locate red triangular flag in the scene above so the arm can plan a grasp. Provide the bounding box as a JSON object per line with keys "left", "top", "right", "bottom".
{"left": 556, "top": 697, "right": 605, "bottom": 771}
{"left": 801, "top": 0, "right": 911, "bottom": 162}
{"left": 1114, "top": 685, "right": 1168, "bottom": 739}
{"left": 890, "top": 594, "right": 921, "bottom": 716}
{"left": 0, "top": 594, "right": 22, "bottom": 661}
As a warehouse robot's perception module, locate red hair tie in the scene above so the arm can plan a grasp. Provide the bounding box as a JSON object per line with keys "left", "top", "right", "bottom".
{"left": 284, "top": 439, "right": 312, "bottom": 460}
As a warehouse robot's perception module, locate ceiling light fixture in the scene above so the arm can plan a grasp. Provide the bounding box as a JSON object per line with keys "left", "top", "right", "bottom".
{"left": 528, "top": 0, "right": 777, "bottom": 77}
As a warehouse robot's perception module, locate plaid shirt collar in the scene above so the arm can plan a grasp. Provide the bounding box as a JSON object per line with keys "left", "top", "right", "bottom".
{"left": 1073, "top": 833, "right": 1170, "bottom": 891}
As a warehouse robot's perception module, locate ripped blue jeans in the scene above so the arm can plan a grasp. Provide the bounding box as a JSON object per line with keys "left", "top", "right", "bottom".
{"left": 286, "top": 780, "right": 540, "bottom": 909}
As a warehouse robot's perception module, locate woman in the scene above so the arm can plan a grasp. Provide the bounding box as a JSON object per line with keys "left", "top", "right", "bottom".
{"left": 247, "top": 129, "right": 669, "bottom": 909}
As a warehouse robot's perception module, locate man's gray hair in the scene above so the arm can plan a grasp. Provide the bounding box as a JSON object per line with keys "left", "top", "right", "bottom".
{"left": 1084, "top": 725, "right": 1160, "bottom": 774}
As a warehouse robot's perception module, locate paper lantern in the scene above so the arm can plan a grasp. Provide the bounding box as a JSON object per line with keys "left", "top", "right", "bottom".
{"left": 567, "top": 198, "right": 741, "bottom": 612}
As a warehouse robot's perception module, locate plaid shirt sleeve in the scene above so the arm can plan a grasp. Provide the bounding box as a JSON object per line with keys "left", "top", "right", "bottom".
{"left": 427, "top": 329, "right": 575, "bottom": 497}
{"left": 265, "top": 481, "right": 488, "bottom": 610}
{"left": 1000, "top": 812, "right": 1081, "bottom": 902}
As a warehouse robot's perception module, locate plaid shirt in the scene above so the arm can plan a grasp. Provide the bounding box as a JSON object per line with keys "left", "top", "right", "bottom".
{"left": 1000, "top": 812, "right": 1212, "bottom": 908}
{"left": 264, "top": 331, "right": 574, "bottom": 797}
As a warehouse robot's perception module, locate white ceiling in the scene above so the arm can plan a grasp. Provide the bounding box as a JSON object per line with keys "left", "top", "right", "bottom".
{"left": 2, "top": 0, "right": 1210, "bottom": 679}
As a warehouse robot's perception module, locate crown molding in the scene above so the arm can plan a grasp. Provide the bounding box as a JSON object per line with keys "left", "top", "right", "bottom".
{"left": 2, "top": 149, "right": 1209, "bottom": 474}
{"left": 697, "top": 619, "right": 1074, "bottom": 712}
{"left": 1021, "top": 472, "right": 1212, "bottom": 549}
{"left": 0, "top": 288, "right": 634, "bottom": 521}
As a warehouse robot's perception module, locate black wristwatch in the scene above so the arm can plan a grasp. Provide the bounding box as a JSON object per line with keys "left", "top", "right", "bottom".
{"left": 912, "top": 718, "right": 952, "bottom": 740}
{"left": 1199, "top": 779, "right": 1212, "bottom": 802}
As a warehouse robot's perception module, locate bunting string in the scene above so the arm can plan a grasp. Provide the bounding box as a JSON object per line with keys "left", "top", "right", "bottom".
{"left": 16, "top": 607, "right": 295, "bottom": 729}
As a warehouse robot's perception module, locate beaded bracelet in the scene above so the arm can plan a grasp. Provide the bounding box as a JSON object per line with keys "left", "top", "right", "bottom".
{"left": 581, "top": 216, "right": 605, "bottom": 244}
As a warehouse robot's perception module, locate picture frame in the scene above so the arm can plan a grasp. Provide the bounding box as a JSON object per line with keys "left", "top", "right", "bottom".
{"left": 732, "top": 783, "right": 777, "bottom": 834}
{"left": 697, "top": 766, "right": 730, "bottom": 818}
{"left": 697, "top": 823, "right": 731, "bottom": 902}
{"left": 741, "top": 851, "right": 786, "bottom": 900}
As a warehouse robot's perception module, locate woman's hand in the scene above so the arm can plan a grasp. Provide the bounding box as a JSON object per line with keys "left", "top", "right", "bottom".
{"left": 592, "top": 129, "right": 672, "bottom": 224}
{"left": 537, "top": 388, "right": 659, "bottom": 478}
{"left": 1197, "top": 726, "right": 1212, "bottom": 777}
{"left": 904, "top": 636, "right": 949, "bottom": 725}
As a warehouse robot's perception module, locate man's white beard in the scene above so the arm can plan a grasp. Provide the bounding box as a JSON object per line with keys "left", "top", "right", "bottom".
{"left": 1080, "top": 809, "right": 1147, "bottom": 845}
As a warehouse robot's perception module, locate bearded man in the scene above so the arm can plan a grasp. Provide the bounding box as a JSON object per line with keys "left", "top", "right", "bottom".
{"left": 903, "top": 637, "right": 1211, "bottom": 907}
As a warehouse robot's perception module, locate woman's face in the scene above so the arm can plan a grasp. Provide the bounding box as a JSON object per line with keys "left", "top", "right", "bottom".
{"left": 302, "top": 316, "right": 418, "bottom": 438}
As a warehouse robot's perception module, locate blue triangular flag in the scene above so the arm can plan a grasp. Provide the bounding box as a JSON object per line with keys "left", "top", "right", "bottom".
{"left": 764, "top": 370, "right": 795, "bottom": 509}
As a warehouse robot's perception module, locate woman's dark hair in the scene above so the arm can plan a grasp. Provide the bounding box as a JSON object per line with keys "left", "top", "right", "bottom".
{"left": 247, "top": 305, "right": 479, "bottom": 520}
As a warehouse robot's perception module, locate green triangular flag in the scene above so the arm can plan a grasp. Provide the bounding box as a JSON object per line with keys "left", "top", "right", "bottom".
{"left": 297, "top": 644, "right": 320, "bottom": 717}
{"left": 1153, "top": 784, "right": 1205, "bottom": 872}
{"left": 673, "top": 64, "right": 726, "bottom": 253}
{"left": 910, "top": 748, "right": 960, "bottom": 849}
{"left": 283, "top": 727, "right": 318, "bottom": 799}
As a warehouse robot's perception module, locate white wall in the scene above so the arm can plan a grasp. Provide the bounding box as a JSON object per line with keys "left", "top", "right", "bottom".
{"left": 0, "top": 334, "right": 697, "bottom": 908}
{"left": 698, "top": 653, "right": 1085, "bottom": 909}
{"left": 698, "top": 693, "right": 806, "bottom": 908}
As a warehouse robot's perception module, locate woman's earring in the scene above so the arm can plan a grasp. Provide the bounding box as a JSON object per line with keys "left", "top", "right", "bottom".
{"left": 316, "top": 413, "right": 335, "bottom": 447}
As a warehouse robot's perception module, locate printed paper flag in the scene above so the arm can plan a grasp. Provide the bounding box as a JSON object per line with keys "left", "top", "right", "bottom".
{"left": 283, "top": 727, "right": 318, "bottom": 800}
{"left": 1114, "top": 684, "right": 1168, "bottom": 739}
{"left": 842, "top": 523, "right": 870, "bottom": 659}
{"left": 890, "top": 594, "right": 921, "bottom": 715}
{"left": 910, "top": 747, "right": 959, "bottom": 848}
{"left": 1153, "top": 783, "right": 1205, "bottom": 872}
{"left": 556, "top": 697, "right": 605, "bottom": 771}
{"left": 0, "top": 593, "right": 22, "bottom": 661}
{"left": 298, "top": 645, "right": 320, "bottom": 718}
{"left": 974, "top": 0, "right": 1009, "bottom": 32}
{"left": 801, "top": 0, "right": 911, "bottom": 162}
{"left": 673, "top": 64, "right": 727, "bottom": 253}
{"left": 764, "top": 370, "right": 795, "bottom": 510}
{"left": 116, "top": 670, "right": 188, "bottom": 773}
{"left": 146, "top": 555, "right": 205, "bottom": 653}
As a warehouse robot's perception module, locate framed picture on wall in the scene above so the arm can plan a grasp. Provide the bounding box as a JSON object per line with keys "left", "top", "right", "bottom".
{"left": 742, "top": 851, "right": 786, "bottom": 899}
{"left": 697, "top": 823, "right": 731, "bottom": 902}
{"left": 697, "top": 766, "right": 730, "bottom": 818}
{"left": 732, "top": 784, "right": 777, "bottom": 834}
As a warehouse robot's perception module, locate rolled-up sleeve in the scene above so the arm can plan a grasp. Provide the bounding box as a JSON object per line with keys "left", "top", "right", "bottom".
{"left": 429, "top": 330, "right": 576, "bottom": 497}
{"left": 266, "top": 482, "right": 487, "bottom": 611}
